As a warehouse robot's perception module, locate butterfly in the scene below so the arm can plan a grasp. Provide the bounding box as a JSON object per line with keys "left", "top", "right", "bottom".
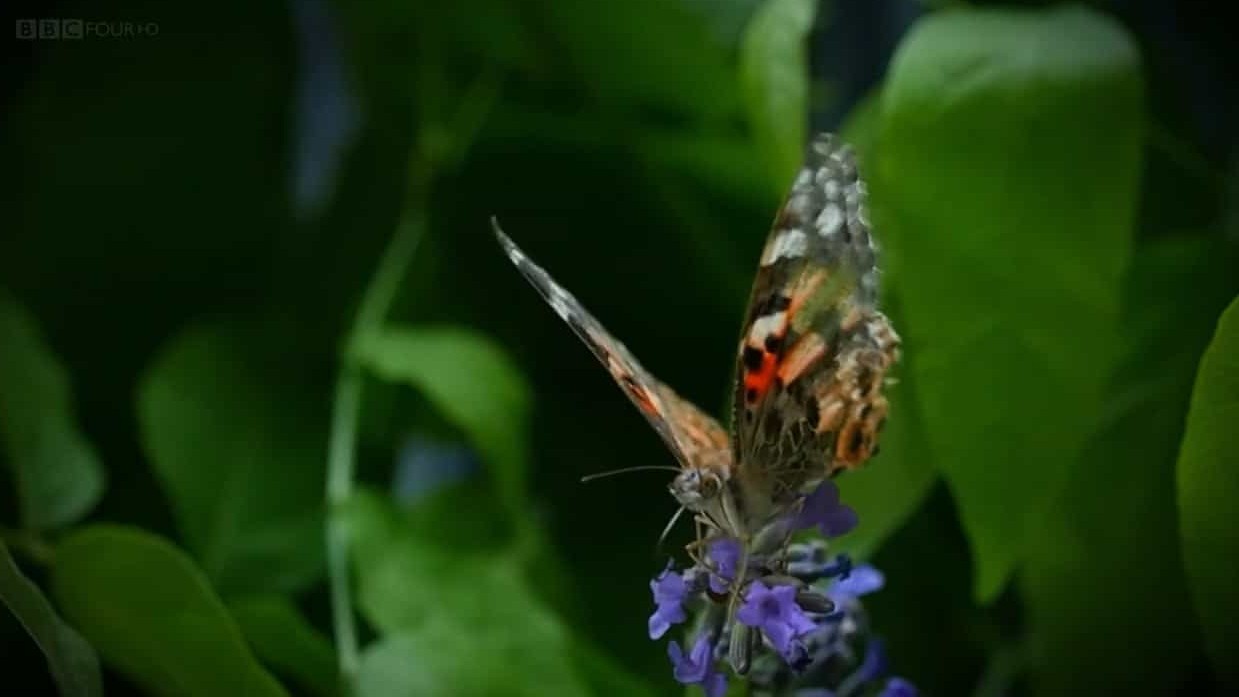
{"left": 493, "top": 133, "right": 899, "bottom": 573}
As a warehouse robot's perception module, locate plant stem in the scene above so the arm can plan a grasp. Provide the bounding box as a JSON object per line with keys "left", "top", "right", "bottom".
{"left": 325, "top": 210, "right": 425, "bottom": 691}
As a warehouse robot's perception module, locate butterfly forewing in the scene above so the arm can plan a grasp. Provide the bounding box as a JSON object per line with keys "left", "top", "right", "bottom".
{"left": 493, "top": 221, "right": 733, "bottom": 476}
{"left": 729, "top": 135, "right": 900, "bottom": 525}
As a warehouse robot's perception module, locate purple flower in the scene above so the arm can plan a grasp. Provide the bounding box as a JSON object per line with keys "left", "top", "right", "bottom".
{"left": 853, "top": 638, "right": 889, "bottom": 684}
{"left": 737, "top": 581, "right": 819, "bottom": 657}
{"left": 707, "top": 537, "right": 742, "bottom": 593}
{"left": 879, "top": 677, "right": 919, "bottom": 697}
{"left": 668, "top": 635, "right": 728, "bottom": 697}
{"left": 648, "top": 567, "right": 689, "bottom": 639}
{"left": 828, "top": 564, "right": 884, "bottom": 601}
{"left": 783, "top": 636, "right": 813, "bottom": 671}
{"left": 795, "top": 481, "right": 858, "bottom": 538}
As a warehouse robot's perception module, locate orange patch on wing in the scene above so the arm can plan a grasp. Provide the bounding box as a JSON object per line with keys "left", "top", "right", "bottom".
{"left": 679, "top": 419, "right": 711, "bottom": 446}
{"left": 743, "top": 351, "right": 780, "bottom": 402}
{"left": 835, "top": 416, "right": 870, "bottom": 465}
{"left": 626, "top": 382, "right": 662, "bottom": 417}
{"left": 776, "top": 333, "right": 827, "bottom": 385}
{"left": 607, "top": 356, "right": 664, "bottom": 418}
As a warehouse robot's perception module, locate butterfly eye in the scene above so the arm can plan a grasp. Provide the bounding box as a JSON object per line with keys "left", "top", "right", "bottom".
{"left": 669, "top": 468, "right": 723, "bottom": 509}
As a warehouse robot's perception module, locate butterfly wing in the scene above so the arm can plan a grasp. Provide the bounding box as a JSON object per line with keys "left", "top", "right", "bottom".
{"left": 730, "top": 134, "right": 900, "bottom": 522}
{"left": 493, "top": 221, "right": 732, "bottom": 476}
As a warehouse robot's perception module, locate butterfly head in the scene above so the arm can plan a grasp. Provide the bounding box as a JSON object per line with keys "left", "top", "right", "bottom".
{"left": 669, "top": 466, "right": 726, "bottom": 510}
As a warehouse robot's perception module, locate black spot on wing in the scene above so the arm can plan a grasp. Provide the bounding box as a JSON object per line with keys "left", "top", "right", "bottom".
{"left": 848, "top": 429, "right": 865, "bottom": 455}
{"left": 742, "top": 346, "right": 764, "bottom": 372}
{"left": 804, "top": 397, "right": 820, "bottom": 427}
{"left": 764, "top": 333, "right": 784, "bottom": 353}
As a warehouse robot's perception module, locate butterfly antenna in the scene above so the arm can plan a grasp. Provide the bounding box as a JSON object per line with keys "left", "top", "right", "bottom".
{"left": 654, "top": 505, "right": 688, "bottom": 556}
{"left": 579, "top": 465, "right": 680, "bottom": 483}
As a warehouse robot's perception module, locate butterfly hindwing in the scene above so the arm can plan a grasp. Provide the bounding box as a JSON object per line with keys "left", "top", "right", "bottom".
{"left": 730, "top": 135, "right": 900, "bottom": 521}
{"left": 493, "top": 221, "right": 733, "bottom": 476}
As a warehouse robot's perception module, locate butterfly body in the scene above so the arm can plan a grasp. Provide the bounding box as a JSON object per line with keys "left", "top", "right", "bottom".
{"left": 494, "top": 132, "right": 898, "bottom": 563}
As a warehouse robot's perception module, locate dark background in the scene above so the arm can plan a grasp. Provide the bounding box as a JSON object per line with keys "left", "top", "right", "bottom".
{"left": 3, "top": 0, "right": 1237, "bottom": 695}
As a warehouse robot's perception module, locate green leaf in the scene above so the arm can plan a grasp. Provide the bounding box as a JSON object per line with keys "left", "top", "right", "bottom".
{"left": 1177, "top": 293, "right": 1239, "bottom": 688}
{"left": 1022, "top": 238, "right": 1238, "bottom": 695}
{"left": 50, "top": 525, "right": 287, "bottom": 697}
{"left": 230, "top": 596, "right": 339, "bottom": 697}
{"left": 350, "top": 325, "right": 531, "bottom": 524}
{"left": 874, "top": 6, "right": 1143, "bottom": 600}
{"left": 739, "top": 0, "right": 817, "bottom": 193}
{"left": 137, "top": 319, "right": 327, "bottom": 595}
{"left": 684, "top": 0, "right": 766, "bottom": 48}
{"left": 534, "top": 0, "right": 739, "bottom": 122}
{"left": 356, "top": 621, "right": 591, "bottom": 697}
{"left": 0, "top": 291, "right": 104, "bottom": 530}
{"left": 634, "top": 127, "right": 769, "bottom": 210}
{"left": 0, "top": 539, "right": 102, "bottom": 697}
{"left": 341, "top": 491, "right": 533, "bottom": 634}
{"left": 342, "top": 491, "right": 593, "bottom": 697}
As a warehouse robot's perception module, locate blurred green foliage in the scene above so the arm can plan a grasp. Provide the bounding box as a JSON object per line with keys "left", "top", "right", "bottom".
{"left": 0, "top": 539, "right": 101, "bottom": 696}
{"left": 875, "top": 6, "right": 1144, "bottom": 602}
{"left": 51, "top": 526, "right": 286, "bottom": 697}
{"left": 2, "top": 0, "right": 1237, "bottom": 696}
{"left": 0, "top": 293, "right": 105, "bottom": 531}
{"left": 1177, "top": 297, "right": 1239, "bottom": 689}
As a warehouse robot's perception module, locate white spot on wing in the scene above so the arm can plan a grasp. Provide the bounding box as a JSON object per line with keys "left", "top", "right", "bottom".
{"left": 547, "top": 287, "right": 576, "bottom": 321}
{"left": 816, "top": 204, "right": 843, "bottom": 237}
{"left": 787, "top": 192, "right": 814, "bottom": 219}
{"left": 761, "top": 229, "right": 808, "bottom": 266}
{"left": 748, "top": 311, "right": 787, "bottom": 343}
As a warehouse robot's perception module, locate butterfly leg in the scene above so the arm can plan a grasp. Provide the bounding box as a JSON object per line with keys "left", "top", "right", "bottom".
{"left": 684, "top": 516, "right": 711, "bottom": 568}
{"left": 775, "top": 497, "right": 807, "bottom": 572}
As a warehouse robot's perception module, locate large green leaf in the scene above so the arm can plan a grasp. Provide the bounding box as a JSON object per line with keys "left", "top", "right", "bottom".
{"left": 874, "top": 6, "right": 1143, "bottom": 600}
{"left": 0, "top": 291, "right": 104, "bottom": 530}
{"left": 356, "top": 624, "right": 586, "bottom": 697}
{"left": 350, "top": 325, "right": 530, "bottom": 524}
{"left": 1177, "top": 294, "right": 1239, "bottom": 687}
{"left": 230, "top": 596, "right": 338, "bottom": 697}
{"left": 51, "top": 526, "right": 286, "bottom": 697}
{"left": 739, "top": 0, "right": 817, "bottom": 194}
{"left": 1022, "top": 239, "right": 1237, "bottom": 695}
{"left": 0, "top": 540, "right": 102, "bottom": 697}
{"left": 342, "top": 491, "right": 596, "bottom": 697}
{"left": 137, "top": 319, "right": 327, "bottom": 595}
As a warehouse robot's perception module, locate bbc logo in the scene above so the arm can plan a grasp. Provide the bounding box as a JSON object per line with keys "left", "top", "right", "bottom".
{"left": 16, "top": 19, "right": 160, "bottom": 39}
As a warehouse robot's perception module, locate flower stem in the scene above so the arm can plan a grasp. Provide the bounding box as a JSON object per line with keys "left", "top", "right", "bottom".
{"left": 325, "top": 210, "right": 425, "bottom": 691}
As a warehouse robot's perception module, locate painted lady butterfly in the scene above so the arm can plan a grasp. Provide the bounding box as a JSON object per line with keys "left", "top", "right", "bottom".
{"left": 494, "top": 133, "right": 899, "bottom": 636}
